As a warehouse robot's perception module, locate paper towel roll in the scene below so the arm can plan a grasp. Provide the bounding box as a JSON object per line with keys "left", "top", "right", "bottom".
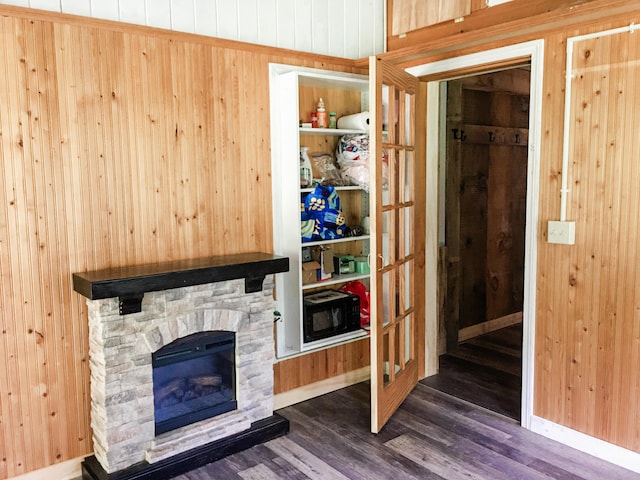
{"left": 337, "top": 112, "right": 369, "bottom": 131}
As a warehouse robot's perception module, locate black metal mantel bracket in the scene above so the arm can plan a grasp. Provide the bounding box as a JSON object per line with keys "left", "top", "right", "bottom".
{"left": 119, "top": 294, "right": 145, "bottom": 315}
{"left": 245, "top": 276, "right": 265, "bottom": 294}
{"left": 73, "top": 253, "right": 289, "bottom": 315}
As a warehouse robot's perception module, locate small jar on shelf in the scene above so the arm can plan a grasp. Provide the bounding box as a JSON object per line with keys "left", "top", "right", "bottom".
{"left": 300, "top": 147, "right": 312, "bottom": 187}
{"left": 329, "top": 112, "right": 337, "bottom": 129}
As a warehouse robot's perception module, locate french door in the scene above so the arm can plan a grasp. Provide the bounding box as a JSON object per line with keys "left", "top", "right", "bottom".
{"left": 369, "top": 57, "right": 427, "bottom": 433}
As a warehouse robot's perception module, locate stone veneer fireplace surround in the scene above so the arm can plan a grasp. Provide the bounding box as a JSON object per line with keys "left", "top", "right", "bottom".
{"left": 73, "top": 253, "right": 289, "bottom": 480}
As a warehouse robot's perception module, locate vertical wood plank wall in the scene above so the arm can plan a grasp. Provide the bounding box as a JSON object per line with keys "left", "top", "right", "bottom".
{"left": 273, "top": 339, "right": 370, "bottom": 394}
{"left": 445, "top": 72, "right": 528, "bottom": 332}
{"left": 535, "top": 26, "right": 640, "bottom": 453}
{"left": 391, "top": 0, "right": 640, "bottom": 459}
{"left": 0, "top": 9, "right": 364, "bottom": 478}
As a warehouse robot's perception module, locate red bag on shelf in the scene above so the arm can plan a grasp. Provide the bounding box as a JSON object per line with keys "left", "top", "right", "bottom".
{"left": 340, "top": 281, "right": 369, "bottom": 327}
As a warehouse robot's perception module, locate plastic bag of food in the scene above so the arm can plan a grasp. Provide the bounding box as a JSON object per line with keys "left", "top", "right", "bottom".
{"left": 335, "top": 134, "right": 370, "bottom": 190}
{"left": 310, "top": 153, "right": 346, "bottom": 186}
{"left": 335, "top": 134, "right": 388, "bottom": 191}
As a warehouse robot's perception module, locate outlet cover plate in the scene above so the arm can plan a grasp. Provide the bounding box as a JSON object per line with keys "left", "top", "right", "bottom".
{"left": 548, "top": 220, "right": 576, "bottom": 245}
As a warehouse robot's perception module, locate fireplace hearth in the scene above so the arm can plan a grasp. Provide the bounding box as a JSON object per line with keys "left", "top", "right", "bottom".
{"left": 73, "top": 253, "right": 289, "bottom": 480}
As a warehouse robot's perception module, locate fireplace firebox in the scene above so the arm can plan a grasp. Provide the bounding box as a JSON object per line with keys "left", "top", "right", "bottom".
{"left": 152, "top": 331, "right": 237, "bottom": 435}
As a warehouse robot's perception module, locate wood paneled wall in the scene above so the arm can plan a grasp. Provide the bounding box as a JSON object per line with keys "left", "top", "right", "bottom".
{"left": 389, "top": 0, "right": 640, "bottom": 456}
{"left": 273, "top": 338, "right": 370, "bottom": 394}
{"left": 443, "top": 72, "right": 528, "bottom": 347}
{"left": 389, "top": 0, "right": 471, "bottom": 36}
{"left": 384, "top": 0, "right": 601, "bottom": 55}
{"left": 4, "top": 2, "right": 640, "bottom": 477}
{"left": 0, "top": 8, "right": 363, "bottom": 478}
{"left": 535, "top": 26, "right": 640, "bottom": 452}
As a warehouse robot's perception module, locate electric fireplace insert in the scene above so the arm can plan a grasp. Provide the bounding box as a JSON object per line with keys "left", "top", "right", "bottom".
{"left": 152, "top": 330, "right": 237, "bottom": 435}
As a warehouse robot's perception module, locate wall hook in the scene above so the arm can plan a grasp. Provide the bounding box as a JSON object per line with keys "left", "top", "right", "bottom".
{"left": 488, "top": 131, "right": 495, "bottom": 142}
{"left": 452, "top": 128, "right": 466, "bottom": 141}
{"left": 514, "top": 133, "right": 521, "bottom": 144}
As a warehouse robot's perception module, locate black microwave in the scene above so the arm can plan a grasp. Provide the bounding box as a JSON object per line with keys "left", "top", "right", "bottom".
{"left": 303, "top": 290, "right": 360, "bottom": 343}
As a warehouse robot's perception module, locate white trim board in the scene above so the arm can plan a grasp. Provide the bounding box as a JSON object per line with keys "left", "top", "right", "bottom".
{"left": 530, "top": 416, "right": 640, "bottom": 475}
{"left": 406, "top": 39, "right": 545, "bottom": 433}
{"left": 8, "top": 455, "right": 86, "bottom": 480}
{"left": 273, "top": 366, "right": 370, "bottom": 410}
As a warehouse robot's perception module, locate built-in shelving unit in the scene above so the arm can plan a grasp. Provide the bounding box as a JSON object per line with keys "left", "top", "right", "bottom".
{"left": 269, "top": 64, "right": 371, "bottom": 359}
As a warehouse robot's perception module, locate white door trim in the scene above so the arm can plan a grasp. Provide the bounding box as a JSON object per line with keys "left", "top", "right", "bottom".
{"left": 406, "top": 39, "right": 545, "bottom": 430}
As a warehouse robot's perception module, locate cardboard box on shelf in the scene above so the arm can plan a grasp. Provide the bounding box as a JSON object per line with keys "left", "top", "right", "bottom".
{"left": 312, "top": 246, "right": 334, "bottom": 281}
{"left": 302, "top": 261, "right": 321, "bottom": 285}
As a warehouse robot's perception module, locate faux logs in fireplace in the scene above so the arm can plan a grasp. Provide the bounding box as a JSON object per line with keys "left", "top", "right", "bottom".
{"left": 152, "top": 330, "right": 237, "bottom": 435}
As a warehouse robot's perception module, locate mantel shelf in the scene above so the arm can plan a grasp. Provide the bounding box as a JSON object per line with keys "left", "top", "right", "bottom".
{"left": 72, "top": 253, "right": 289, "bottom": 314}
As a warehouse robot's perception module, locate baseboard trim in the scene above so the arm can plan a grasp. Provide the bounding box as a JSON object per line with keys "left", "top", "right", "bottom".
{"left": 530, "top": 415, "right": 640, "bottom": 474}
{"left": 8, "top": 455, "right": 87, "bottom": 480}
{"left": 458, "top": 312, "right": 523, "bottom": 343}
{"left": 273, "top": 366, "right": 370, "bottom": 410}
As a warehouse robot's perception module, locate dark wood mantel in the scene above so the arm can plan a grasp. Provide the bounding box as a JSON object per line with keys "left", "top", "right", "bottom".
{"left": 72, "top": 252, "right": 289, "bottom": 314}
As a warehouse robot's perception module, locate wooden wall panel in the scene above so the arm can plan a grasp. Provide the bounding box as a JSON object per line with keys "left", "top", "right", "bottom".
{"left": 535, "top": 28, "right": 640, "bottom": 452}
{"left": 384, "top": 0, "right": 605, "bottom": 55}
{"left": 392, "top": 0, "right": 640, "bottom": 455}
{"left": 0, "top": 8, "right": 365, "bottom": 478}
{"left": 447, "top": 76, "right": 528, "bottom": 332}
{"left": 485, "top": 91, "right": 527, "bottom": 321}
{"left": 273, "top": 338, "right": 370, "bottom": 394}
{"left": 390, "top": 0, "right": 471, "bottom": 36}
{"left": 458, "top": 141, "right": 488, "bottom": 328}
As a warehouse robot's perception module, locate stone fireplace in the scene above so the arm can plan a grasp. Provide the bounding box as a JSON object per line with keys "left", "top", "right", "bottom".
{"left": 73, "top": 253, "right": 289, "bottom": 479}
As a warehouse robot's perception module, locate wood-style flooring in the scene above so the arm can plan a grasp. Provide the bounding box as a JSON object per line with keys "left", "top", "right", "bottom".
{"left": 173, "top": 379, "right": 639, "bottom": 480}
{"left": 423, "top": 322, "right": 523, "bottom": 420}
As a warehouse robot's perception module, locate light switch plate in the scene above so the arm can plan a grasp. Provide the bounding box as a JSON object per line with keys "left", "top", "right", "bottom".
{"left": 548, "top": 220, "right": 576, "bottom": 245}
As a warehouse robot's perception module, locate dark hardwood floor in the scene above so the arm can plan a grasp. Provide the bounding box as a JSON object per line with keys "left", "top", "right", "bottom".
{"left": 423, "top": 322, "right": 523, "bottom": 420}
{"left": 173, "top": 378, "right": 639, "bottom": 479}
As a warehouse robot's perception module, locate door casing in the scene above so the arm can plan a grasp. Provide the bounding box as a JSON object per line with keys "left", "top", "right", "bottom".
{"left": 405, "top": 39, "right": 544, "bottom": 428}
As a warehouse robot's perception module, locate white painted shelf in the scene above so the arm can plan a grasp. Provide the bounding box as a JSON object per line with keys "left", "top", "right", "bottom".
{"left": 301, "top": 185, "right": 364, "bottom": 193}
{"left": 301, "top": 272, "right": 370, "bottom": 291}
{"left": 302, "top": 235, "right": 370, "bottom": 248}
{"left": 299, "top": 127, "right": 366, "bottom": 135}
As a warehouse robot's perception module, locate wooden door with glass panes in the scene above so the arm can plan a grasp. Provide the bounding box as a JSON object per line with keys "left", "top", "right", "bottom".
{"left": 369, "top": 57, "right": 427, "bottom": 433}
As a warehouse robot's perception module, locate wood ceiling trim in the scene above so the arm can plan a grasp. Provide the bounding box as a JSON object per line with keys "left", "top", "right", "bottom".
{"left": 362, "top": 0, "right": 640, "bottom": 69}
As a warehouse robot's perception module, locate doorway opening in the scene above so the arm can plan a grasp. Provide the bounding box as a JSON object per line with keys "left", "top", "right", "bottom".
{"left": 423, "top": 66, "right": 531, "bottom": 421}
{"left": 406, "top": 39, "right": 543, "bottom": 427}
